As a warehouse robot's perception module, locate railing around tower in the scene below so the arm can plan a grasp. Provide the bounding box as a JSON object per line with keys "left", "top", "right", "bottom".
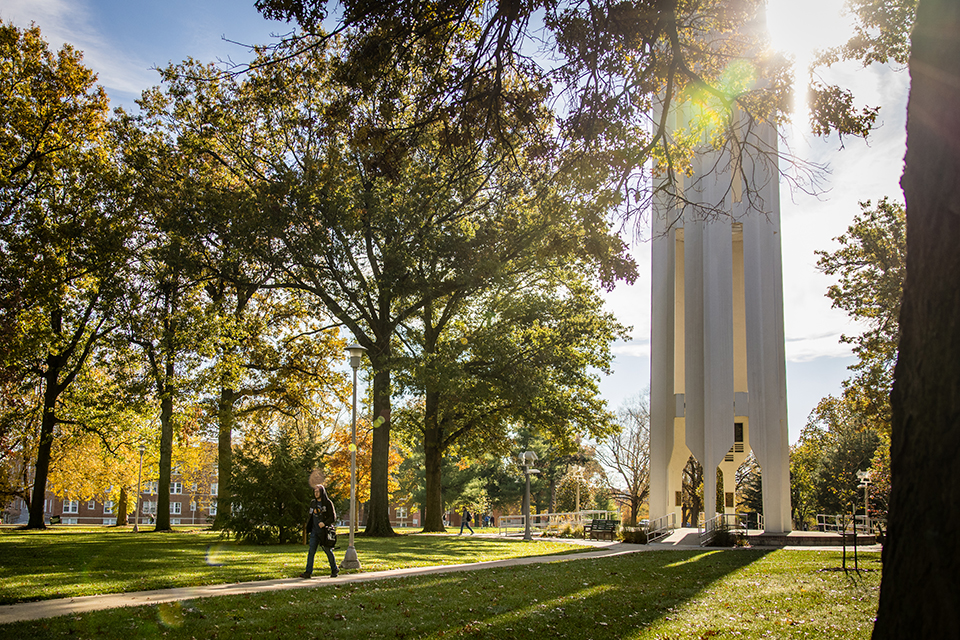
{"left": 699, "top": 513, "right": 744, "bottom": 546}
{"left": 647, "top": 512, "right": 676, "bottom": 543}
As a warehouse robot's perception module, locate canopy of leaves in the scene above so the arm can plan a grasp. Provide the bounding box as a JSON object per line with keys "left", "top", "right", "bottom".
{"left": 816, "top": 197, "right": 905, "bottom": 432}
{"left": 250, "top": 0, "right": 878, "bottom": 220}
{"left": 792, "top": 395, "right": 886, "bottom": 523}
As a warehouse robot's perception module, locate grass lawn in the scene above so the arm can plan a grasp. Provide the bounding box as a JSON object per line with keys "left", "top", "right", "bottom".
{"left": 0, "top": 526, "right": 584, "bottom": 604}
{"left": 1, "top": 547, "right": 881, "bottom": 639}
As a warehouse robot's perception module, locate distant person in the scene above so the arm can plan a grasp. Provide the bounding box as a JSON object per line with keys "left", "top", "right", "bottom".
{"left": 301, "top": 485, "right": 339, "bottom": 579}
{"left": 459, "top": 508, "right": 474, "bottom": 535}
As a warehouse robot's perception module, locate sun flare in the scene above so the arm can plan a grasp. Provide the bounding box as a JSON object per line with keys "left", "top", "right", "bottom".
{"left": 766, "top": 0, "right": 854, "bottom": 66}
{"left": 765, "top": 0, "right": 855, "bottom": 121}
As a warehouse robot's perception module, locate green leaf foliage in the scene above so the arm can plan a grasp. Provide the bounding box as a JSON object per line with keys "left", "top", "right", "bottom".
{"left": 816, "top": 198, "right": 905, "bottom": 433}
{"left": 225, "top": 428, "right": 323, "bottom": 544}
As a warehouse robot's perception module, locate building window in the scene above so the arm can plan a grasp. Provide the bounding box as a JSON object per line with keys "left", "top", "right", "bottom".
{"left": 171, "top": 482, "right": 182, "bottom": 495}
{"left": 725, "top": 492, "right": 735, "bottom": 508}
{"left": 146, "top": 481, "right": 158, "bottom": 495}
{"left": 171, "top": 518, "right": 181, "bottom": 525}
{"left": 142, "top": 501, "right": 157, "bottom": 515}
{"left": 62, "top": 518, "right": 78, "bottom": 525}
{"left": 87, "top": 500, "right": 96, "bottom": 510}
{"left": 734, "top": 422, "right": 744, "bottom": 443}
{"left": 63, "top": 500, "right": 79, "bottom": 514}
{"left": 104, "top": 501, "right": 115, "bottom": 514}
{"left": 103, "top": 518, "right": 116, "bottom": 526}
{"left": 209, "top": 503, "right": 217, "bottom": 516}
{"left": 210, "top": 482, "right": 218, "bottom": 496}
{"left": 170, "top": 502, "right": 182, "bottom": 515}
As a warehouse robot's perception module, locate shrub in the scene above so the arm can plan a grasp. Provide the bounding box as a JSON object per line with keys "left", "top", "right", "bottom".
{"left": 709, "top": 525, "right": 739, "bottom": 547}
{"left": 620, "top": 527, "right": 648, "bottom": 544}
{"left": 556, "top": 523, "right": 585, "bottom": 539}
{"left": 225, "top": 430, "right": 323, "bottom": 544}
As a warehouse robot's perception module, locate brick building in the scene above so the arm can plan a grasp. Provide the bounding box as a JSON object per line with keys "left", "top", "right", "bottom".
{"left": 2, "top": 475, "right": 219, "bottom": 527}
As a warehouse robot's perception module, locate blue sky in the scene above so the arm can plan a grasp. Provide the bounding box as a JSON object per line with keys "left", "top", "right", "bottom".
{"left": 1, "top": 0, "right": 910, "bottom": 442}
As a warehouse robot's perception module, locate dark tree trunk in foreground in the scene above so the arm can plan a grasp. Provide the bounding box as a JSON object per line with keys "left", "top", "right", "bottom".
{"left": 364, "top": 365, "right": 396, "bottom": 536}
{"left": 26, "top": 372, "right": 61, "bottom": 529}
{"left": 116, "top": 486, "right": 128, "bottom": 526}
{"left": 154, "top": 362, "right": 174, "bottom": 532}
{"left": 212, "top": 386, "right": 235, "bottom": 530}
{"left": 873, "top": 0, "right": 960, "bottom": 635}
{"left": 422, "top": 388, "right": 445, "bottom": 532}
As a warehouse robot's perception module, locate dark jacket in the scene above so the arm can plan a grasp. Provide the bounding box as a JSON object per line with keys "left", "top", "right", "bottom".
{"left": 308, "top": 497, "right": 336, "bottom": 538}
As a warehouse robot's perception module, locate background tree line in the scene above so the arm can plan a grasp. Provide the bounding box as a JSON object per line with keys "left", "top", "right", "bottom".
{"left": 0, "top": 19, "right": 632, "bottom": 538}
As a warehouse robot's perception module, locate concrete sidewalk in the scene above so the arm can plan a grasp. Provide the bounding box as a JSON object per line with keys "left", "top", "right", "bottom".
{"left": 0, "top": 540, "right": 636, "bottom": 625}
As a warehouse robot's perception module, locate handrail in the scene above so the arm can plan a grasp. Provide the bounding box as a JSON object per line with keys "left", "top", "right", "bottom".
{"left": 647, "top": 512, "right": 676, "bottom": 543}
{"left": 699, "top": 513, "right": 744, "bottom": 546}
{"left": 816, "top": 513, "right": 882, "bottom": 534}
{"left": 699, "top": 514, "right": 722, "bottom": 546}
{"left": 496, "top": 510, "right": 618, "bottom": 536}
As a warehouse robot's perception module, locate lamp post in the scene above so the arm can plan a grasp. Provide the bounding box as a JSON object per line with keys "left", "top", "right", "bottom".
{"left": 133, "top": 444, "right": 145, "bottom": 532}
{"left": 575, "top": 465, "right": 583, "bottom": 520}
{"left": 521, "top": 451, "right": 540, "bottom": 541}
{"left": 857, "top": 470, "right": 872, "bottom": 534}
{"left": 341, "top": 343, "right": 367, "bottom": 570}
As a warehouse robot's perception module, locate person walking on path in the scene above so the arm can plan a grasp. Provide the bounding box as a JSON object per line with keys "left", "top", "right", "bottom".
{"left": 301, "top": 485, "right": 339, "bottom": 578}
{"left": 459, "top": 508, "right": 474, "bottom": 535}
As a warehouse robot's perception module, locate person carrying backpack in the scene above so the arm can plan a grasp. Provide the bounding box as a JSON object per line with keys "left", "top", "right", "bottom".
{"left": 459, "top": 508, "right": 474, "bottom": 535}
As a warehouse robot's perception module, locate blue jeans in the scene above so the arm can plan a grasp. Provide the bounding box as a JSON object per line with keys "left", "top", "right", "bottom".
{"left": 305, "top": 530, "right": 337, "bottom": 576}
{"left": 460, "top": 520, "right": 474, "bottom": 534}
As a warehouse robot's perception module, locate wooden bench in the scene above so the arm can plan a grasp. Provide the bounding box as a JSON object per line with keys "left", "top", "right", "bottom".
{"left": 585, "top": 519, "right": 619, "bottom": 541}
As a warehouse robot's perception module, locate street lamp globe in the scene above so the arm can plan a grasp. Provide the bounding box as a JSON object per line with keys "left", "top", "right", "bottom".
{"left": 345, "top": 344, "right": 367, "bottom": 368}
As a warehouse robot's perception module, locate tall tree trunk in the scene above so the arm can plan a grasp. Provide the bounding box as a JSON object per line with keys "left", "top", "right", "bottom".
{"left": 422, "top": 388, "right": 445, "bottom": 531}
{"left": 873, "top": 0, "right": 960, "bottom": 635}
{"left": 116, "top": 486, "right": 128, "bottom": 526}
{"left": 212, "top": 386, "right": 235, "bottom": 529}
{"left": 154, "top": 356, "right": 174, "bottom": 532}
{"left": 364, "top": 364, "right": 396, "bottom": 536}
{"left": 26, "top": 366, "right": 61, "bottom": 529}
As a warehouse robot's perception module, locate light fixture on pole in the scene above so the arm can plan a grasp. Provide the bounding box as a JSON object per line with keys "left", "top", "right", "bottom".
{"left": 521, "top": 451, "right": 540, "bottom": 541}
{"left": 341, "top": 343, "right": 367, "bottom": 570}
{"left": 133, "top": 444, "right": 145, "bottom": 533}
{"left": 857, "top": 470, "right": 873, "bottom": 534}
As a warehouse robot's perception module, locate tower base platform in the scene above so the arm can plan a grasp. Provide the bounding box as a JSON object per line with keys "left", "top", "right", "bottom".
{"left": 748, "top": 530, "right": 877, "bottom": 546}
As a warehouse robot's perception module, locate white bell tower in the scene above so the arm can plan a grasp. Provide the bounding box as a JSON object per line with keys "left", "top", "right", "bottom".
{"left": 648, "top": 99, "right": 792, "bottom": 534}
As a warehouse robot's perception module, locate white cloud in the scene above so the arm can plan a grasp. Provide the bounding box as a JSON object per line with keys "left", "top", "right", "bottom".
{"left": 0, "top": 0, "right": 159, "bottom": 105}
{"left": 611, "top": 342, "right": 650, "bottom": 359}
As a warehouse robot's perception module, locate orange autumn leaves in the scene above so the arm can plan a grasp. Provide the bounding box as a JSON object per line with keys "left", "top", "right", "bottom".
{"left": 324, "top": 417, "right": 403, "bottom": 504}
